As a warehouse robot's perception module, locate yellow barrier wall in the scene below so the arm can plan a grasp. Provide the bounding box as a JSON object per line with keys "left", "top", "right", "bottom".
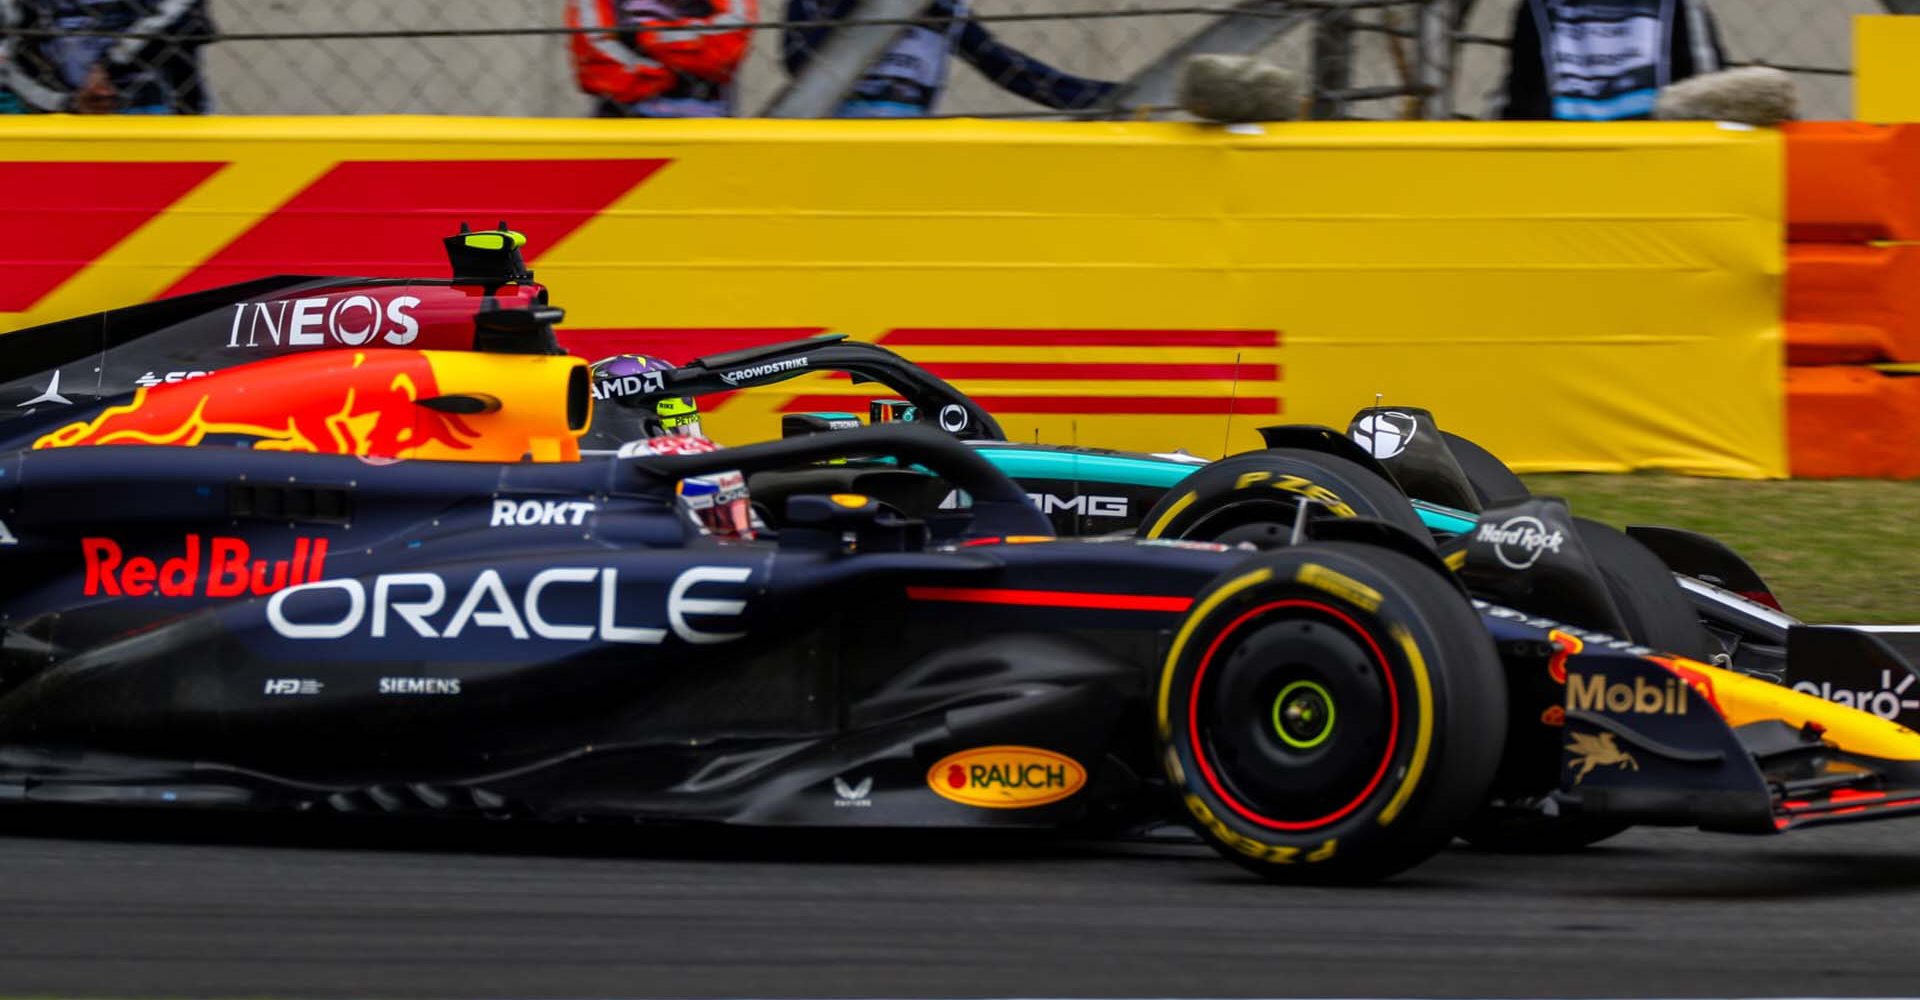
{"left": 1857, "top": 15, "right": 1920, "bottom": 123}
{"left": 2, "top": 117, "right": 1784, "bottom": 476}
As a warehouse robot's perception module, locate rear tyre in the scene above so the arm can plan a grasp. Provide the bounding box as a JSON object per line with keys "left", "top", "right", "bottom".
{"left": 1141, "top": 450, "right": 1428, "bottom": 549}
{"left": 1158, "top": 542, "right": 1506, "bottom": 883}
{"left": 1440, "top": 431, "right": 1529, "bottom": 508}
{"left": 1574, "top": 517, "right": 1715, "bottom": 660}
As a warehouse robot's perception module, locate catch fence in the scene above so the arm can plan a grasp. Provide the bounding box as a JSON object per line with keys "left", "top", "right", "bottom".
{"left": 0, "top": 1, "right": 1881, "bottom": 120}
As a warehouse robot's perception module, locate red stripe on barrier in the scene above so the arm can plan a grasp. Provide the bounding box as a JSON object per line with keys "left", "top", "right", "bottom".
{"left": 779, "top": 394, "right": 1280, "bottom": 415}
{"left": 881, "top": 328, "right": 1280, "bottom": 348}
{"left": 0, "top": 161, "right": 224, "bottom": 312}
{"left": 914, "top": 362, "right": 1280, "bottom": 382}
{"left": 906, "top": 586, "right": 1193, "bottom": 612}
{"left": 162, "top": 159, "right": 669, "bottom": 298}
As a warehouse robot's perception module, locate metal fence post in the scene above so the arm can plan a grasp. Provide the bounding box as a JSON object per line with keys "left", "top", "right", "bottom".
{"left": 1311, "top": 4, "right": 1354, "bottom": 119}
{"left": 1418, "top": 0, "right": 1456, "bottom": 119}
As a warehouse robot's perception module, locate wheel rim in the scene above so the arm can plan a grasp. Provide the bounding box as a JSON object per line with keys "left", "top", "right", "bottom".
{"left": 1188, "top": 599, "right": 1401, "bottom": 832}
{"left": 1187, "top": 500, "right": 1346, "bottom": 546}
{"left": 1212, "top": 520, "right": 1291, "bottom": 549}
{"left": 1273, "top": 679, "right": 1337, "bottom": 749}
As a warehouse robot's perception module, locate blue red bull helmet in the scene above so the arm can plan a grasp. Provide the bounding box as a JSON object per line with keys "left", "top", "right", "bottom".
{"left": 584, "top": 354, "right": 701, "bottom": 449}
{"left": 614, "top": 432, "right": 754, "bottom": 539}
{"left": 677, "top": 469, "right": 754, "bottom": 540}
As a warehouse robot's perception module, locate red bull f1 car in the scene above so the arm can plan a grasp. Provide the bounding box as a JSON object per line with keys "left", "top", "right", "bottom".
{"left": 1, "top": 228, "right": 1918, "bottom": 881}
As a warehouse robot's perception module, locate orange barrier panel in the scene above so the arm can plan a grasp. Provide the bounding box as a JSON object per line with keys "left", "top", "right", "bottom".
{"left": 1786, "top": 242, "right": 1920, "bottom": 364}
{"left": 1787, "top": 366, "right": 1920, "bottom": 478}
{"left": 1785, "top": 123, "right": 1920, "bottom": 243}
{"left": 1784, "top": 123, "right": 1920, "bottom": 477}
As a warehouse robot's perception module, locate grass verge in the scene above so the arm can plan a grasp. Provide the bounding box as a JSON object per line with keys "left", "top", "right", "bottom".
{"left": 1522, "top": 475, "right": 1920, "bottom": 625}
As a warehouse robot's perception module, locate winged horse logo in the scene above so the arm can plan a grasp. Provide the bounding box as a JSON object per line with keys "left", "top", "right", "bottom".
{"left": 1566, "top": 731, "right": 1639, "bottom": 785}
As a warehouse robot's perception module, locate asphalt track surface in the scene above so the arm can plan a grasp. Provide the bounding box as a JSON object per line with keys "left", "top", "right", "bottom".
{"left": 1, "top": 810, "right": 1918, "bottom": 998}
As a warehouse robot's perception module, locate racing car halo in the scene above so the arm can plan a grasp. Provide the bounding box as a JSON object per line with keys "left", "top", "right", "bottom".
{"left": 1, "top": 228, "right": 1919, "bottom": 882}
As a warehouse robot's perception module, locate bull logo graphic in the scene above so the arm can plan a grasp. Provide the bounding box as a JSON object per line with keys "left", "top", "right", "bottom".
{"left": 33, "top": 352, "right": 480, "bottom": 459}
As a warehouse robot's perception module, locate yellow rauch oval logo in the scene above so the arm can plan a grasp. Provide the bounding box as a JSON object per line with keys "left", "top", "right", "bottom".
{"left": 927, "top": 746, "right": 1087, "bottom": 809}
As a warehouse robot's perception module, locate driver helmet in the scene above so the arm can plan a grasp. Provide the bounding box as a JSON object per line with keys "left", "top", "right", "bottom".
{"left": 614, "top": 432, "right": 755, "bottom": 540}
{"left": 584, "top": 354, "right": 701, "bottom": 449}
{"left": 678, "top": 470, "right": 755, "bottom": 540}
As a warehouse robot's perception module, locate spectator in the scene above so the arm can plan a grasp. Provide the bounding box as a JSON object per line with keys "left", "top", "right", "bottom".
{"left": 1, "top": 0, "right": 215, "bottom": 114}
{"left": 1499, "top": 0, "right": 1724, "bottom": 121}
{"left": 0, "top": 35, "right": 17, "bottom": 113}
{"left": 783, "top": 0, "right": 1115, "bottom": 117}
{"left": 567, "top": 0, "right": 756, "bottom": 117}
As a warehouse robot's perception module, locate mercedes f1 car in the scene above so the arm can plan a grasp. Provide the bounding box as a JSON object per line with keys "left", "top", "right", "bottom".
{"left": 594, "top": 327, "right": 1920, "bottom": 717}
{"left": 2, "top": 228, "right": 1919, "bottom": 882}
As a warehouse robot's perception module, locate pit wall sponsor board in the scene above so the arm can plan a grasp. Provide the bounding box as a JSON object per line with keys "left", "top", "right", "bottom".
{"left": 0, "top": 116, "right": 1784, "bottom": 477}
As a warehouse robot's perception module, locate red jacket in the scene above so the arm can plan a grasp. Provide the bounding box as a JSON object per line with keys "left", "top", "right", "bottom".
{"left": 567, "top": 0, "right": 756, "bottom": 110}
